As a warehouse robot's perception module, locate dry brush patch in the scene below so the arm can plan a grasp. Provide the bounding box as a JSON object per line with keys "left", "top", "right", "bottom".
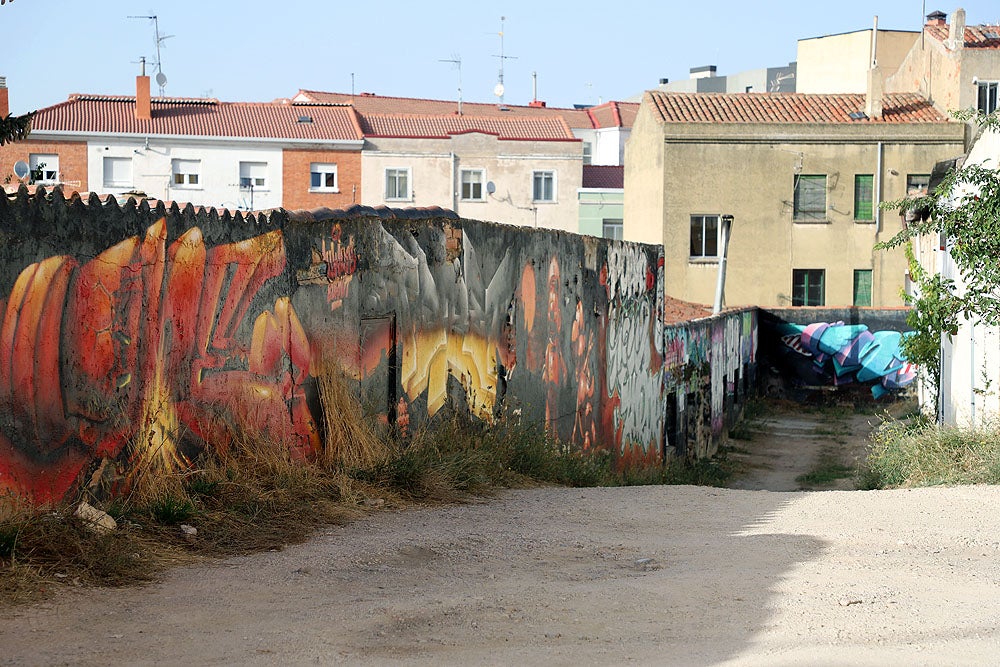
{"left": 1, "top": 373, "right": 740, "bottom": 605}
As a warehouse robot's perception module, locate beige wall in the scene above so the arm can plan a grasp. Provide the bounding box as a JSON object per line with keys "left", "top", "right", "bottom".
{"left": 626, "top": 119, "right": 965, "bottom": 308}
{"left": 360, "top": 133, "right": 583, "bottom": 232}
{"left": 798, "top": 30, "right": 919, "bottom": 94}
{"left": 623, "top": 102, "right": 666, "bottom": 245}
{"left": 886, "top": 32, "right": 1000, "bottom": 122}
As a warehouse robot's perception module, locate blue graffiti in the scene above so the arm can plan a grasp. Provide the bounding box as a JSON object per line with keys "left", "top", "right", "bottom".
{"left": 779, "top": 321, "right": 917, "bottom": 398}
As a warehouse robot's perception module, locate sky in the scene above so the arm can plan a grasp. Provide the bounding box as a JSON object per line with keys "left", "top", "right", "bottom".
{"left": 2, "top": 1, "right": 999, "bottom": 114}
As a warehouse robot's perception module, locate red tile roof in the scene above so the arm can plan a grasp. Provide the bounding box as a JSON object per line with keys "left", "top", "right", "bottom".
{"left": 582, "top": 165, "right": 624, "bottom": 189}
{"left": 29, "top": 95, "right": 365, "bottom": 141}
{"left": 586, "top": 101, "right": 639, "bottom": 129}
{"left": 663, "top": 296, "right": 712, "bottom": 324}
{"left": 925, "top": 24, "right": 1000, "bottom": 48}
{"left": 294, "top": 90, "right": 635, "bottom": 129}
{"left": 358, "top": 112, "right": 576, "bottom": 140}
{"left": 645, "top": 91, "right": 949, "bottom": 124}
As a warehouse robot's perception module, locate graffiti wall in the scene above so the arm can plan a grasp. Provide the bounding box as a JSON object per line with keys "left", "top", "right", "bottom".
{"left": 759, "top": 309, "right": 916, "bottom": 399}
{"left": 1, "top": 188, "right": 701, "bottom": 503}
{"left": 662, "top": 309, "right": 757, "bottom": 459}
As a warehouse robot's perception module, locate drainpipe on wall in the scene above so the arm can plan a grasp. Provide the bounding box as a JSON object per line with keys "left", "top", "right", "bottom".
{"left": 712, "top": 214, "right": 734, "bottom": 315}
{"left": 450, "top": 151, "right": 457, "bottom": 212}
{"left": 876, "top": 141, "right": 883, "bottom": 234}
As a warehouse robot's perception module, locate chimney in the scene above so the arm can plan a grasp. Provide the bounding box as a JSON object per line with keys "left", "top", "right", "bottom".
{"left": 528, "top": 100, "right": 546, "bottom": 108}
{"left": 949, "top": 8, "right": 966, "bottom": 50}
{"left": 0, "top": 76, "right": 8, "bottom": 119}
{"left": 866, "top": 65, "right": 884, "bottom": 119}
{"left": 926, "top": 10, "right": 947, "bottom": 26}
{"left": 690, "top": 65, "right": 717, "bottom": 80}
{"left": 136, "top": 74, "right": 151, "bottom": 121}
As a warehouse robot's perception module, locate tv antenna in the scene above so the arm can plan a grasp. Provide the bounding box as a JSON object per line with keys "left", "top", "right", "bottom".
{"left": 492, "top": 16, "right": 517, "bottom": 105}
{"left": 128, "top": 14, "right": 173, "bottom": 95}
{"left": 439, "top": 55, "right": 463, "bottom": 115}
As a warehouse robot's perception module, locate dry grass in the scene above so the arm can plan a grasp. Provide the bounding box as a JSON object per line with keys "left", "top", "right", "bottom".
{"left": 1, "top": 372, "right": 740, "bottom": 605}
{"left": 316, "top": 358, "right": 392, "bottom": 471}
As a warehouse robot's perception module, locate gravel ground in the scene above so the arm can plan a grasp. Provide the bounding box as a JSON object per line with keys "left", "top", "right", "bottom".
{"left": 3, "top": 406, "right": 999, "bottom": 666}
{"left": 2, "top": 483, "right": 1000, "bottom": 666}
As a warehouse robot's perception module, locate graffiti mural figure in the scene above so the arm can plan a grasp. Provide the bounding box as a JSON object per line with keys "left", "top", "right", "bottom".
{"left": 778, "top": 321, "right": 917, "bottom": 398}
{"left": 0, "top": 219, "right": 320, "bottom": 503}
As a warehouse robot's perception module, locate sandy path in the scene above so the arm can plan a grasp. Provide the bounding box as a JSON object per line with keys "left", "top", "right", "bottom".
{"left": 3, "top": 482, "right": 1000, "bottom": 666}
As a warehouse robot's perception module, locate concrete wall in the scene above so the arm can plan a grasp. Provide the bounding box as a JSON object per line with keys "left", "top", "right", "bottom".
{"left": 797, "top": 30, "right": 918, "bottom": 94}
{"left": 664, "top": 309, "right": 757, "bottom": 459}
{"left": 0, "top": 187, "right": 757, "bottom": 504}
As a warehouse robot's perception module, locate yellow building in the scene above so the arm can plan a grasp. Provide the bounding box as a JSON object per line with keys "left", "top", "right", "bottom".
{"left": 624, "top": 90, "right": 965, "bottom": 308}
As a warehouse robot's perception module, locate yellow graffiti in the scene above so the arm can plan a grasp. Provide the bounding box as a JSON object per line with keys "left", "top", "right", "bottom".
{"left": 400, "top": 328, "right": 499, "bottom": 421}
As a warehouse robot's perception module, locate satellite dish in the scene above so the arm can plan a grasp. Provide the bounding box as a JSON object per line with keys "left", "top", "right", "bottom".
{"left": 12, "top": 160, "right": 29, "bottom": 179}
{"left": 486, "top": 181, "right": 496, "bottom": 195}
{"left": 155, "top": 72, "right": 168, "bottom": 87}
{"left": 493, "top": 82, "right": 505, "bottom": 98}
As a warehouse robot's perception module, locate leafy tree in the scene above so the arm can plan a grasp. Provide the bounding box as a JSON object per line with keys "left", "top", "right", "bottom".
{"left": 877, "top": 110, "right": 1000, "bottom": 398}
{"left": 0, "top": 111, "right": 33, "bottom": 146}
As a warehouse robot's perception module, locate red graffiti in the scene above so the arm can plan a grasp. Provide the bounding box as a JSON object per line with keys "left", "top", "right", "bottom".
{"left": 0, "top": 219, "right": 320, "bottom": 504}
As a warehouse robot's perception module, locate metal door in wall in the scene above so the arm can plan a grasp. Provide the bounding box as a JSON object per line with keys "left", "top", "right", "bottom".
{"left": 359, "top": 314, "right": 398, "bottom": 428}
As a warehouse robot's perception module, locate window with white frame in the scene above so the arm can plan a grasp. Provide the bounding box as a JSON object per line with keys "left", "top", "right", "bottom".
{"left": 239, "top": 161, "right": 267, "bottom": 189}
{"left": 103, "top": 157, "right": 132, "bottom": 188}
{"left": 583, "top": 142, "right": 593, "bottom": 166}
{"left": 29, "top": 154, "right": 58, "bottom": 184}
{"left": 532, "top": 170, "right": 555, "bottom": 202}
{"left": 310, "top": 163, "right": 338, "bottom": 191}
{"left": 977, "top": 80, "right": 998, "bottom": 115}
{"left": 385, "top": 168, "right": 410, "bottom": 201}
{"left": 602, "top": 219, "right": 623, "bottom": 240}
{"left": 460, "top": 169, "right": 485, "bottom": 201}
{"left": 690, "top": 214, "right": 720, "bottom": 258}
{"left": 171, "top": 159, "right": 201, "bottom": 187}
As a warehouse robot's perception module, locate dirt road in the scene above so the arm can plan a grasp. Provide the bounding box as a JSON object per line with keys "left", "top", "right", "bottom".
{"left": 3, "top": 409, "right": 1000, "bottom": 665}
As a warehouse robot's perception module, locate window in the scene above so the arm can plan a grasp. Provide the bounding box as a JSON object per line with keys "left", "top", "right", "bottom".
{"left": 583, "top": 142, "right": 593, "bottom": 166}
{"left": 792, "top": 269, "right": 825, "bottom": 306}
{"left": 854, "top": 174, "right": 874, "bottom": 221}
{"left": 853, "top": 269, "right": 873, "bottom": 307}
{"left": 103, "top": 157, "right": 132, "bottom": 188}
{"left": 239, "top": 161, "right": 267, "bottom": 189}
{"left": 29, "top": 153, "right": 58, "bottom": 184}
{"left": 907, "top": 174, "right": 930, "bottom": 196}
{"left": 793, "top": 175, "right": 826, "bottom": 222}
{"left": 385, "top": 168, "right": 410, "bottom": 201}
{"left": 602, "top": 219, "right": 623, "bottom": 240}
{"left": 532, "top": 171, "right": 555, "bottom": 202}
{"left": 690, "top": 214, "right": 719, "bottom": 258}
{"left": 310, "top": 163, "right": 338, "bottom": 191}
{"left": 171, "top": 159, "right": 200, "bottom": 187}
{"left": 460, "top": 169, "right": 484, "bottom": 201}
{"left": 977, "top": 81, "right": 998, "bottom": 115}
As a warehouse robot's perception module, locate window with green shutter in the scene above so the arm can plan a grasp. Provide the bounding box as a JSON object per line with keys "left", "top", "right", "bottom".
{"left": 854, "top": 174, "right": 874, "bottom": 221}
{"left": 853, "top": 269, "right": 873, "bottom": 306}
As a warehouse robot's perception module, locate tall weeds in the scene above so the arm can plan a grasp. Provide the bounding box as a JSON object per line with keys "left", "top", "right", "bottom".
{"left": 864, "top": 416, "right": 1000, "bottom": 488}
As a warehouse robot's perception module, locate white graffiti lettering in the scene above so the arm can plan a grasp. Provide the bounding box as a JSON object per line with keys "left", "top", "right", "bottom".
{"left": 607, "top": 300, "right": 663, "bottom": 452}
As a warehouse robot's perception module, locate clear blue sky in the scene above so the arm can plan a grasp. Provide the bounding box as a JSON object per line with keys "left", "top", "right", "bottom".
{"left": 3, "top": 1, "right": 999, "bottom": 113}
